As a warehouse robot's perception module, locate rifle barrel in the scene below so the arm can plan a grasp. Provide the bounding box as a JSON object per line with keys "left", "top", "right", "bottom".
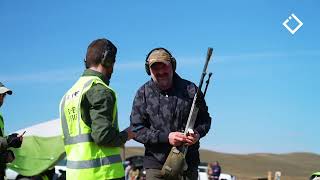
{"left": 203, "top": 72, "right": 213, "bottom": 97}
{"left": 198, "top": 48, "right": 213, "bottom": 91}
{"left": 183, "top": 48, "right": 213, "bottom": 136}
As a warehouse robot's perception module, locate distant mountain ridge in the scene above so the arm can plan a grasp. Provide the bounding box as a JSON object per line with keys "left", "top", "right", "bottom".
{"left": 125, "top": 147, "right": 320, "bottom": 180}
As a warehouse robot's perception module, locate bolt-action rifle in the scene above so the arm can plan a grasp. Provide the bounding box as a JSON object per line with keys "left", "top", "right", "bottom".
{"left": 161, "top": 48, "right": 213, "bottom": 179}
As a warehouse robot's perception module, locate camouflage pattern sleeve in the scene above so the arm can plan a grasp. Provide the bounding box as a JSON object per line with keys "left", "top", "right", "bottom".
{"left": 194, "top": 91, "right": 211, "bottom": 138}
{"left": 130, "top": 85, "right": 166, "bottom": 145}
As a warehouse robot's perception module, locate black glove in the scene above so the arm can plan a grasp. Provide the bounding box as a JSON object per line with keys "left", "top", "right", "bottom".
{"left": 5, "top": 150, "right": 15, "bottom": 163}
{"left": 7, "top": 133, "right": 23, "bottom": 148}
{"left": 0, "top": 150, "right": 15, "bottom": 163}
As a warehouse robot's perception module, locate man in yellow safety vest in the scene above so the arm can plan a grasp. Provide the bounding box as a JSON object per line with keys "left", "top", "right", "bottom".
{"left": 60, "top": 38, "right": 135, "bottom": 180}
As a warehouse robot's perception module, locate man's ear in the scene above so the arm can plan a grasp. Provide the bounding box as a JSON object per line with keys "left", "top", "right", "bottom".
{"left": 99, "top": 62, "right": 114, "bottom": 77}
{"left": 105, "top": 63, "right": 114, "bottom": 74}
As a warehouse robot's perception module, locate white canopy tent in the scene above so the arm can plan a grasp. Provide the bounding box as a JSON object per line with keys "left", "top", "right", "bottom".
{"left": 15, "top": 119, "right": 61, "bottom": 137}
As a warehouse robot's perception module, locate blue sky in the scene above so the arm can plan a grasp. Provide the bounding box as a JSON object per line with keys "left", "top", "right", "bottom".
{"left": 0, "top": 1, "right": 319, "bottom": 154}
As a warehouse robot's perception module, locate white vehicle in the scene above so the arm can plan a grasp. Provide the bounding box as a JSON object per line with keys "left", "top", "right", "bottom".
{"left": 310, "top": 172, "right": 320, "bottom": 180}
{"left": 5, "top": 169, "right": 19, "bottom": 180}
{"left": 198, "top": 165, "right": 209, "bottom": 180}
{"left": 219, "top": 173, "right": 237, "bottom": 180}
{"left": 198, "top": 165, "right": 237, "bottom": 180}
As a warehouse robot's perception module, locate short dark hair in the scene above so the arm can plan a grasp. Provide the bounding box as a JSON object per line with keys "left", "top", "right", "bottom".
{"left": 85, "top": 38, "right": 117, "bottom": 68}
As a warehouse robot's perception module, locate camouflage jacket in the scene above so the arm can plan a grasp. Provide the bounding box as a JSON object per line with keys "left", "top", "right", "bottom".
{"left": 130, "top": 73, "right": 211, "bottom": 169}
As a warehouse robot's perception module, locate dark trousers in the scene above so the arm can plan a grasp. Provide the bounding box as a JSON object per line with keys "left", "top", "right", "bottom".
{"left": 0, "top": 169, "right": 4, "bottom": 180}
{"left": 146, "top": 168, "right": 198, "bottom": 180}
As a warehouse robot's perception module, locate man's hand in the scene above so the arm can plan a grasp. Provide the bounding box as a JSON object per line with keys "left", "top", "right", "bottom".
{"left": 168, "top": 132, "right": 187, "bottom": 146}
{"left": 4, "top": 150, "right": 15, "bottom": 163}
{"left": 184, "top": 129, "right": 200, "bottom": 146}
{"left": 124, "top": 127, "right": 136, "bottom": 141}
{"left": 7, "top": 133, "right": 23, "bottom": 148}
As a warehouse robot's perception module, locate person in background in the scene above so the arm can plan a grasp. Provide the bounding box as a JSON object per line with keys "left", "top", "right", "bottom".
{"left": 211, "top": 161, "right": 221, "bottom": 180}
{"left": 60, "top": 38, "right": 135, "bottom": 180}
{"left": 128, "top": 165, "right": 140, "bottom": 180}
{"left": 207, "top": 162, "right": 213, "bottom": 180}
{"left": 125, "top": 161, "right": 132, "bottom": 180}
{"left": 0, "top": 82, "right": 23, "bottom": 180}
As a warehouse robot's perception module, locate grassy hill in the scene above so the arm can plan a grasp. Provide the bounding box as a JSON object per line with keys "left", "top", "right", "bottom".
{"left": 124, "top": 147, "right": 320, "bottom": 180}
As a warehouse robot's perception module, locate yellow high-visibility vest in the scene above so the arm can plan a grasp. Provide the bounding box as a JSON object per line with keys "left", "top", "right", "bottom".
{"left": 60, "top": 76, "right": 124, "bottom": 180}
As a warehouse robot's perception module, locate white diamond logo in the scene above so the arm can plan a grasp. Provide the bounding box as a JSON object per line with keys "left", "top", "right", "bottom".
{"left": 283, "top": 13, "right": 303, "bottom": 35}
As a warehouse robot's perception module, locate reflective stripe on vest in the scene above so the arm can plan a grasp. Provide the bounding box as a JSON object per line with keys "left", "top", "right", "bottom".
{"left": 63, "top": 133, "right": 93, "bottom": 145}
{"left": 60, "top": 76, "right": 124, "bottom": 179}
{"left": 67, "top": 154, "right": 122, "bottom": 169}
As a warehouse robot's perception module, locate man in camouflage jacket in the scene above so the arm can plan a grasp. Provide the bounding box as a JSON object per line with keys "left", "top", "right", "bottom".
{"left": 130, "top": 48, "right": 211, "bottom": 180}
